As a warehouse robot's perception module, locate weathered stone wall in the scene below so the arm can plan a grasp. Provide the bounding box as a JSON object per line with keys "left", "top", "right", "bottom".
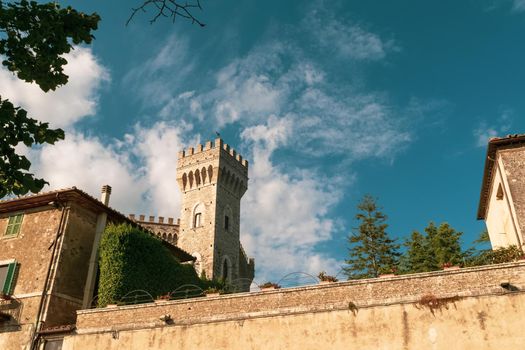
{"left": 499, "top": 148, "right": 525, "bottom": 246}
{"left": 0, "top": 207, "right": 62, "bottom": 296}
{"left": 0, "top": 206, "right": 62, "bottom": 347}
{"left": 44, "top": 203, "right": 102, "bottom": 327}
{"left": 62, "top": 262, "right": 525, "bottom": 350}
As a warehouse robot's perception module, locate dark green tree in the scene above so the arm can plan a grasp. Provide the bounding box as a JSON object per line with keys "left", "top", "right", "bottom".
{"left": 427, "top": 222, "right": 464, "bottom": 267}
{"left": 402, "top": 222, "right": 465, "bottom": 273}
{"left": 401, "top": 230, "right": 434, "bottom": 273}
{"left": 344, "top": 195, "right": 400, "bottom": 279}
{"left": 0, "top": 1, "right": 100, "bottom": 197}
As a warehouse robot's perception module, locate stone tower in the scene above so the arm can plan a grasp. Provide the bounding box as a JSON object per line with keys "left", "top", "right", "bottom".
{"left": 176, "top": 138, "right": 254, "bottom": 287}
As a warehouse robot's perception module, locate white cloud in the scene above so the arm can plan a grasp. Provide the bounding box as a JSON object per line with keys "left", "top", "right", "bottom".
{"left": 473, "top": 109, "right": 513, "bottom": 147}
{"left": 513, "top": 0, "right": 525, "bottom": 12}
{"left": 240, "top": 118, "right": 344, "bottom": 282}
{"left": 28, "top": 121, "right": 195, "bottom": 218}
{"left": 29, "top": 132, "right": 145, "bottom": 213}
{"left": 131, "top": 121, "right": 197, "bottom": 216}
{"left": 123, "top": 34, "right": 194, "bottom": 108}
{"left": 0, "top": 47, "right": 109, "bottom": 129}
{"left": 306, "top": 6, "right": 396, "bottom": 61}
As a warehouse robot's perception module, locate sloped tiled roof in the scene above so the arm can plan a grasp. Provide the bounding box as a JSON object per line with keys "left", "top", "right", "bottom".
{"left": 0, "top": 187, "right": 195, "bottom": 262}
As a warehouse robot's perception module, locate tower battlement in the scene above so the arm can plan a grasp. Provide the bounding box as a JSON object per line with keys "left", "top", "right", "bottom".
{"left": 177, "top": 138, "right": 249, "bottom": 169}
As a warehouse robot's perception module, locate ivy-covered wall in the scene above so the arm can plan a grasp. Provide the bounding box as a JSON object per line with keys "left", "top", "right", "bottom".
{"left": 97, "top": 224, "right": 202, "bottom": 306}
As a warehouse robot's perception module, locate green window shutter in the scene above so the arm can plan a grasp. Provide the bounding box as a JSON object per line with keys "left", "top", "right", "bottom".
{"left": 2, "top": 262, "right": 17, "bottom": 295}
{"left": 4, "top": 214, "right": 23, "bottom": 237}
{"left": 14, "top": 215, "right": 23, "bottom": 224}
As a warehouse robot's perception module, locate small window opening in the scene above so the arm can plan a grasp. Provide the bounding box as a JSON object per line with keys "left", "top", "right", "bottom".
{"left": 194, "top": 213, "right": 202, "bottom": 228}
{"left": 223, "top": 259, "right": 229, "bottom": 280}
{"left": 496, "top": 183, "right": 504, "bottom": 200}
{"left": 5, "top": 214, "right": 23, "bottom": 237}
{"left": 224, "top": 215, "right": 229, "bottom": 230}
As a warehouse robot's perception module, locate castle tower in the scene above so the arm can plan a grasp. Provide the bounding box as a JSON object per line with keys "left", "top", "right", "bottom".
{"left": 176, "top": 138, "right": 253, "bottom": 286}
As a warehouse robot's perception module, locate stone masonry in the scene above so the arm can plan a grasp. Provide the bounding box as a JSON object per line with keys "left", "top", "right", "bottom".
{"left": 175, "top": 138, "right": 254, "bottom": 289}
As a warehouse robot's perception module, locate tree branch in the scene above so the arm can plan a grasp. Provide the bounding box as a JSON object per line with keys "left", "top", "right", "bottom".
{"left": 127, "top": 0, "right": 206, "bottom": 27}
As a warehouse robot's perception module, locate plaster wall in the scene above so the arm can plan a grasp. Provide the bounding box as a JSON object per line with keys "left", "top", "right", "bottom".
{"left": 485, "top": 157, "right": 520, "bottom": 248}
{"left": 63, "top": 294, "right": 525, "bottom": 350}
{"left": 63, "top": 262, "right": 525, "bottom": 350}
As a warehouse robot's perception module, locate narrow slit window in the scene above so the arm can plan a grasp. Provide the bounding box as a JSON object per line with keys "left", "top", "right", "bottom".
{"left": 223, "top": 259, "right": 229, "bottom": 280}
{"left": 5, "top": 214, "right": 23, "bottom": 237}
{"left": 496, "top": 183, "right": 504, "bottom": 200}
{"left": 224, "top": 216, "right": 229, "bottom": 230}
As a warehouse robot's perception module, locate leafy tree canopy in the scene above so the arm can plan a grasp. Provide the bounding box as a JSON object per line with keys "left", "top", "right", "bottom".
{"left": 0, "top": 1, "right": 99, "bottom": 197}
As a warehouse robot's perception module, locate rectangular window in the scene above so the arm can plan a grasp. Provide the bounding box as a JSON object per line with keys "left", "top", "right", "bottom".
{"left": 0, "top": 260, "right": 17, "bottom": 295}
{"left": 194, "top": 213, "right": 202, "bottom": 228}
{"left": 44, "top": 339, "right": 63, "bottom": 350}
{"left": 4, "top": 214, "right": 23, "bottom": 237}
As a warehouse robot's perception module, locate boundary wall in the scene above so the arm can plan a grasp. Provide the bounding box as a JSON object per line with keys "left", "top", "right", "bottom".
{"left": 63, "top": 262, "right": 525, "bottom": 350}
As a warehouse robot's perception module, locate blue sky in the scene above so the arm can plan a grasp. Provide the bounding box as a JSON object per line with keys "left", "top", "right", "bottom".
{"left": 3, "top": 0, "right": 525, "bottom": 281}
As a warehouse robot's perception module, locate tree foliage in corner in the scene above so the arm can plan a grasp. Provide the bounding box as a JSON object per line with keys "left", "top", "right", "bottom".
{"left": 344, "top": 195, "right": 400, "bottom": 279}
{"left": 98, "top": 223, "right": 203, "bottom": 306}
{"left": 0, "top": 1, "right": 99, "bottom": 197}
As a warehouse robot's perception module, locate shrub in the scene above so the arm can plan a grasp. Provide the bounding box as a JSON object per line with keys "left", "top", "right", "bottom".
{"left": 259, "top": 282, "right": 280, "bottom": 289}
{"left": 318, "top": 271, "right": 338, "bottom": 282}
{"left": 97, "top": 223, "right": 202, "bottom": 307}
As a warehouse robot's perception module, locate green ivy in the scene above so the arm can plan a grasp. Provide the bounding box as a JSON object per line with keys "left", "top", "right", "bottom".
{"left": 97, "top": 223, "right": 202, "bottom": 307}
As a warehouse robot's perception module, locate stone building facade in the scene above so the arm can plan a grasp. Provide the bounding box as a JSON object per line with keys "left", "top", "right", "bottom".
{"left": 478, "top": 134, "right": 525, "bottom": 249}
{"left": 0, "top": 188, "right": 139, "bottom": 349}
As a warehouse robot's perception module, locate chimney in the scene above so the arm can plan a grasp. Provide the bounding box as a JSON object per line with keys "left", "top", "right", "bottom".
{"left": 101, "top": 185, "right": 112, "bottom": 206}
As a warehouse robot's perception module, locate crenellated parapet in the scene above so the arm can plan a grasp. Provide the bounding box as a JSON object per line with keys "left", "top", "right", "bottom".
{"left": 128, "top": 214, "right": 180, "bottom": 245}
{"left": 176, "top": 138, "right": 248, "bottom": 197}
{"left": 177, "top": 138, "right": 249, "bottom": 169}
{"left": 128, "top": 214, "right": 179, "bottom": 225}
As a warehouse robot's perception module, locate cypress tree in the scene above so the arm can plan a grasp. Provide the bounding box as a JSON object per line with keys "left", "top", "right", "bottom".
{"left": 344, "top": 195, "right": 400, "bottom": 279}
